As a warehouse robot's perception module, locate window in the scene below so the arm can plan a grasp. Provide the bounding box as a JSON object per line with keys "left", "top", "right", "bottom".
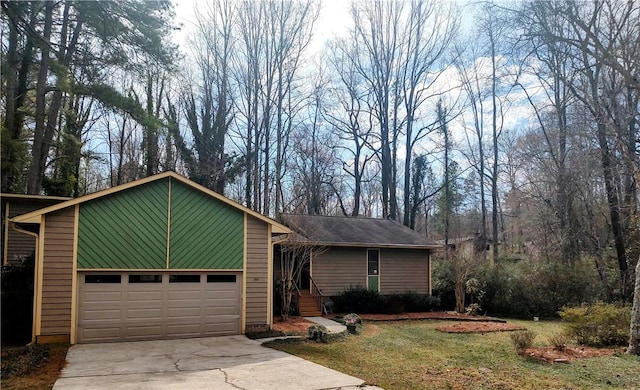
{"left": 169, "top": 274, "right": 200, "bottom": 283}
{"left": 207, "top": 275, "right": 236, "bottom": 283}
{"left": 367, "top": 249, "right": 379, "bottom": 276}
{"left": 85, "top": 274, "right": 121, "bottom": 284}
{"left": 129, "top": 274, "right": 162, "bottom": 283}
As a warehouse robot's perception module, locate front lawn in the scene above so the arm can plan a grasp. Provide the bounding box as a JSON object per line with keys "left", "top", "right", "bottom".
{"left": 267, "top": 320, "right": 640, "bottom": 390}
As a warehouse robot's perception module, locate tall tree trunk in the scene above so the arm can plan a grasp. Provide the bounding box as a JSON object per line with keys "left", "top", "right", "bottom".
{"left": 26, "top": 0, "right": 54, "bottom": 194}
{"left": 629, "top": 256, "right": 640, "bottom": 355}
{"left": 490, "top": 34, "right": 499, "bottom": 264}
{"left": 2, "top": 2, "right": 36, "bottom": 192}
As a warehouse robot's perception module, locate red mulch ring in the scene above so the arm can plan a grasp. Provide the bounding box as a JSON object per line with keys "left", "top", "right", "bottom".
{"left": 525, "top": 346, "right": 617, "bottom": 363}
{"left": 272, "top": 316, "right": 314, "bottom": 333}
{"left": 359, "top": 312, "right": 506, "bottom": 323}
{"left": 437, "top": 321, "right": 525, "bottom": 333}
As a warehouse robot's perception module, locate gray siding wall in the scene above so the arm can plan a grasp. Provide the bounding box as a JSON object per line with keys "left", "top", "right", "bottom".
{"left": 312, "top": 247, "right": 366, "bottom": 296}
{"left": 6, "top": 202, "right": 37, "bottom": 263}
{"left": 313, "top": 247, "right": 431, "bottom": 296}
{"left": 245, "top": 216, "right": 269, "bottom": 326}
{"left": 5, "top": 198, "right": 64, "bottom": 264}
{"left": 40, "top": 207, "right": 75, "bottom": 336}
{"left": 380, "top": 248, "right": 430, "bottom": 294}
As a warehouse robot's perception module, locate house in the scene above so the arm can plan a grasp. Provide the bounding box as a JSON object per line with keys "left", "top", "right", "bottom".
{"left": 2, "top": 193, "right": 70, "bottom": 266}
{"left": 277, "top": 214, "right": 441, "bottom": 315}
{"left": 10, "top": 172, "right": 289, "bottom": 344}
{"left": 435, "top": 234, "right": 493, "bottom": 263}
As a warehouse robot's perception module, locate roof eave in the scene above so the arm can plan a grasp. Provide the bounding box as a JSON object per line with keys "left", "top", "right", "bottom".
{"left": 1, "top": 193, "right": 72, "bottom": 201}
{"left": 295, "top": 241, "right": 441, "bottom": 250}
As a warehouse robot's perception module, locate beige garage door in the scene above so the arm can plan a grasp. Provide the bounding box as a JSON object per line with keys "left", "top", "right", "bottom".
{"left": 77, "top": 272, "right": 241, "bottom": 343}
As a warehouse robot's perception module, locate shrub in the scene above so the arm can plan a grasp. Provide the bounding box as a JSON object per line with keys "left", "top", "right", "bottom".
{"left": 559, "top": 302, "right": 631, "bottom": 347}
{"left": 307, "top": 324, "right": 328, "bottom": 342}
{"left": 478, "top": 258, "right": 603, "bottom": 319}
{"left": 332, "top": 286, "right": 383, "bottom": 313}
{"left": 510, "top": 330, "right": 536, "bottom": 355}
{"left": 332, "top": 286, "right": 440, "bottom": 314}
{"left": 548, "top": 333, "right": 569, "bottom": 351}
{"left": 342, "top": 313, "right": 361, "bottom": 326}
{"left": 465, "top": 303, "right": 481, "bottom": 316}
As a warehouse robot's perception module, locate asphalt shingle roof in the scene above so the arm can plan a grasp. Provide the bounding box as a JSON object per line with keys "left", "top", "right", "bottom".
{"left": 279, "top": 214, "right": 440, "bottom": 249}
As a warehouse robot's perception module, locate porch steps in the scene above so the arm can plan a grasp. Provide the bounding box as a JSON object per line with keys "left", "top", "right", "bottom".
{"left": 298, "top": 291, "right": 322, "bottom": 316}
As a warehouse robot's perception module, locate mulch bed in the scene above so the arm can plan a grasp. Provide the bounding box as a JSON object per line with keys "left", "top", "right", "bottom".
{"left": 358, "top": 312, "right": 506, "bottom": 323}
{"left": 272, "top": 312, "right": 510, "bottom": 334}
{"left": 272, "top": 316, "right": 314, "bottom": 334}
{"left": 436, "top": 321, "right": 525, "bottom": 333}
{"left": 525, "top": 346, "right": 618, "bottom": 363}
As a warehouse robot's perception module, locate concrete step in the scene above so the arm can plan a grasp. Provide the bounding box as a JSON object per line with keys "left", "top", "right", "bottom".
{"left": 304, "top": 316, "right": 347, "bottom": 334}
{"left": 300, "top": 310, "right": 322, "bottom": 316}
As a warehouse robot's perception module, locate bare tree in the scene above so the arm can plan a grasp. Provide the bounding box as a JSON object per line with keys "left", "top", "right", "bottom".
{"left": 454, "top": 42, "right": 489, "bottom": 239}
{"left": 170, "top": 0, "right": 238, "bottom": 193}
{"left": 277, "top": 215, "right": 327, "bottom": 321}
{"left": 325, "top": 39, "right": 377, "bottom": 216}
{"left": 233, "top": 0, "right": 319, "bottom": 215}
{"left": 286, "top": 74, "right": 340, "bottom": 215}
{"left": 348, "top": 0, "right": 404, "bottom": 219}
{"left": 399, "top": 0, "right": 459, "bottom": 227}
{"left": 520, "top": 0, "right": 639, "bottom": 299}
{"left": 342, "top": 0, "right": 458, "bottom": 222}
{"left": 452, "top": 235, "right": 487, "bottom": 313}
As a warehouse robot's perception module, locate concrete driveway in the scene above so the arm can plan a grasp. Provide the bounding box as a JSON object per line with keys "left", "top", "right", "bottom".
{"left": 53, "top": 336, "right": 380, "bottom": 390}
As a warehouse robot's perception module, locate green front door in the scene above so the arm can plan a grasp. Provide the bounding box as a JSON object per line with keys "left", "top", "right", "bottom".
{"left": 367, "top": 249, "right": 379, "bottom": 292}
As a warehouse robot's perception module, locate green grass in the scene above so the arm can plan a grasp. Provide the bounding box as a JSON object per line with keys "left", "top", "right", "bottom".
{"left": 266, "top": 320, "right": 640, "bottom": 390}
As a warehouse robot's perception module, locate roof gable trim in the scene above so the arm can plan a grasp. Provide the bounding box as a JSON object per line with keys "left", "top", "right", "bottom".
{"left": 11, "top": 172, "right": 290, "bottom": 234}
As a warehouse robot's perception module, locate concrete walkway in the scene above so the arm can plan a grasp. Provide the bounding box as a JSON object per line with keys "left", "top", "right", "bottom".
{"left": 53, "top": 335, "right": 381, "bottom": 390}
{"left": 305, "top": 317, "right": 346, "bottom": 334}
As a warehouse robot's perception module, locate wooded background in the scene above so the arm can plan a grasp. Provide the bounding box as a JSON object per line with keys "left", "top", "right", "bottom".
{"left": 1, "top": 1, "right": 638, "bottom": 309}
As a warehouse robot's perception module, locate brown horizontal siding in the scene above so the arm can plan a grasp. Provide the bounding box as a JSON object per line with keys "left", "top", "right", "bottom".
{"left": 379, "top": 249, "right": 430, "bottom": 294}
{"left": 312, "top": 247, "right": 366, "bottom": 296}
{"left": 245, "top": 216, "right": 268, "bottom": 326}
{"left": 40, "top": 207, "right": 74, "bottom": 336}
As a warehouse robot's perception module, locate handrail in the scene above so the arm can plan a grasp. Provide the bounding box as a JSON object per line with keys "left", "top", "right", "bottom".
{"left": 292, "top": 281, "right": 301, "bottom": 315}
{"left": 293, "top": 281, "right": 301, "bottom": 297}
{"left": 309, "top": 277, "right": 324, "bottom": 313}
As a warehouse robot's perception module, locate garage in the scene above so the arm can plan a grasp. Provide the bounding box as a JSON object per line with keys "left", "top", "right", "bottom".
{"left": 77, "top": 272, "right": 241, "bottom": 343}
{"left": 11, "top": 172, "right": 290, "bottom": 344}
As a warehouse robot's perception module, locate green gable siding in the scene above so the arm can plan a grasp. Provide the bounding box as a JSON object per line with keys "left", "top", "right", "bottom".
{"left": 77, "top": 179, "right": 169, "bottom": 269}
{"left": 169, "top": 180, "right": 244, "bottom": 269}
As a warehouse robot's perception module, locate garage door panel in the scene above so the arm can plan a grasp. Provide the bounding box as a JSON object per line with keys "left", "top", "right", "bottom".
{"left": 81, "top": 327, "right": 121, "bottom": 341}
{"left": 205, "top": 307, "right": 238, "bottom": 316}
{"left": 127, "top": 290, "right": 162, "bottom": 299}
{"left": 127, "top": 309, "right": 162, "bottom": 319}
{"left": 205, "top": 296, "right": 238, "bottom": 304}
{"left": 83, "top": 309, "right": 121, "bottom": 321}
{"left": 167, "top": 290, "right": 201, "bottom": 300}
{"left": 126, "top": 325, "right": 163, "bottom": 338}
{"left": 167, "top": 324, "right": 202, "bottom": 334}
{"left": 84, "top": 291, "right": 122, "bottom": 301}
{"left": 167, "top": 307, "right": 202, "bottom": 317}
{"left": 205, "top": 291, "right": 237, "bottom": 300}
{"left": 78, "top": 272, "right": 241, "bottom": 343}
